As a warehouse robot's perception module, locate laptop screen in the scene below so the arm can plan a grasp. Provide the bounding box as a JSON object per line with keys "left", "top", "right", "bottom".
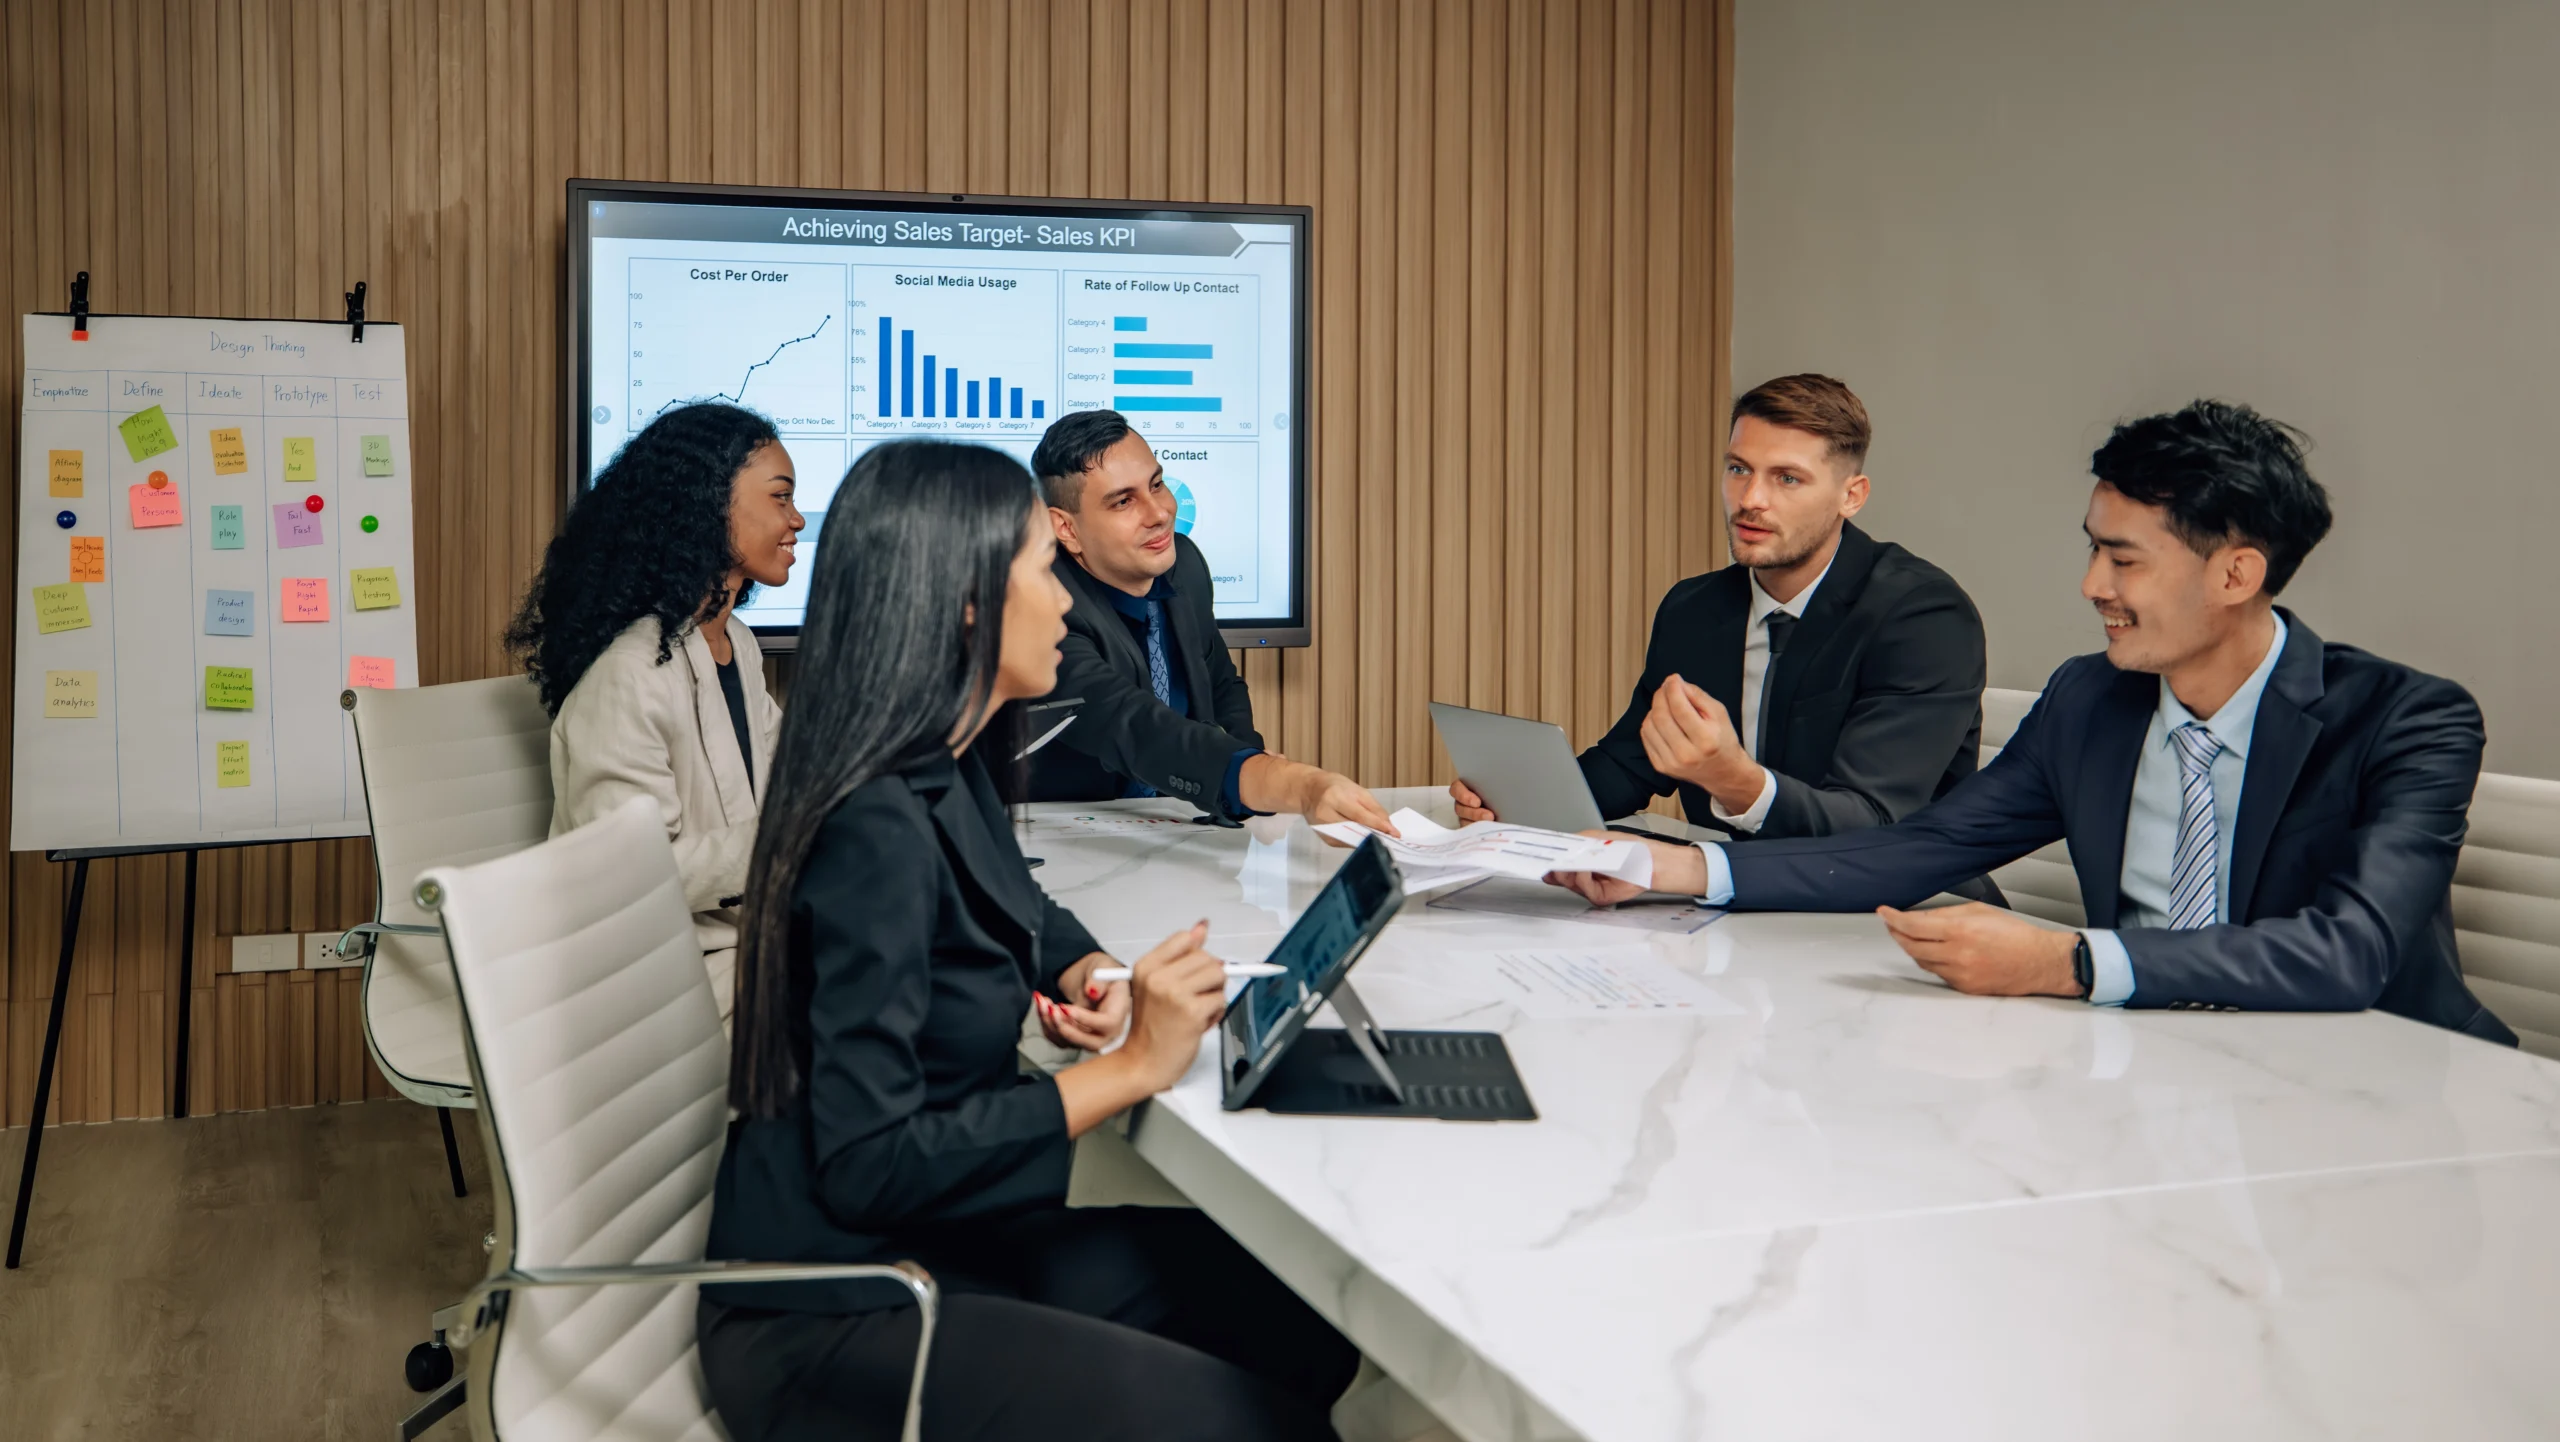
{"left": 1232, "top": 838, "right": 1399, "bottom": 1069}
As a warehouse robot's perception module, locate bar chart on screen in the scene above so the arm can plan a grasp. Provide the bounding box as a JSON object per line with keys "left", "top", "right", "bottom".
{"left": 625, "top": 259, "right": 848, "bottom": 432}
{"left": 1062, "top": 272, "right": 1261, "bottom": 433}
{"left": 849, "top": 265, "right": 1059, "bottom": 433}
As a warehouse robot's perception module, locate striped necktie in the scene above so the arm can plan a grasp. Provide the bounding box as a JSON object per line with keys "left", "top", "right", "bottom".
{"left": 2167, "top": 721, "right": 2225, "bottom": 930}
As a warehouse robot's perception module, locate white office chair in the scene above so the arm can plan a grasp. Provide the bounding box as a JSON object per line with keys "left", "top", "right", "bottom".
{"left": 2451, "top": 772, "right": 2560, "bottom": 1057}
{"left": 402, "top": 795, "right": 935, "bottom": 1442}
{"left": 1978, "top": 685, "right": 2088, "bottom": 926}
{"left": 339, "top": 674, "right": 556, "bottom": 1201}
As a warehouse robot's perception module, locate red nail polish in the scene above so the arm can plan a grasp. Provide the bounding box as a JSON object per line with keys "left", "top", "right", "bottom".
{"left": 1086, "top": 985, "right": 1102, "bottom": 1002}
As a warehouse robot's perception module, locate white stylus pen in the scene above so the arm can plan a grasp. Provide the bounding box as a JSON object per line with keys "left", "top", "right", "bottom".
{"left": 1086, "top": 962, "right": 1288, "bottom": 984}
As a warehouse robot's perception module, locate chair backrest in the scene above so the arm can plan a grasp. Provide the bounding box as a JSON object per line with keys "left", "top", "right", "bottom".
{"left": 427, "top": 794, "right": 732, "bottom": 1442}
{"left": 1976, "top": 687, "right": 2087, "bottom": 925}
{"left": 2450, "top": 772, "right": 2560, "bottom": 1058}
{"left": 347, "top": 675, "right": 555, "bottom": 1101}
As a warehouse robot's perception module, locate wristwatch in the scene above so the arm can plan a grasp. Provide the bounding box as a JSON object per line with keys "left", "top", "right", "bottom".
{"left": 2070, "top": 933, "right": 2094, "bottom": 999}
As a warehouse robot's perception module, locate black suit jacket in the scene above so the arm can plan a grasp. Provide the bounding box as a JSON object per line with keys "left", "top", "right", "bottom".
{"left": 1725, "top": 611, "right": 2516, "bottom": 1043}
{"left": 1025, "top": 533, "right": 1262, "bottom": 814}
{"left": 705, "top": 745, "right": 1104, "bottom": 1313}
{"left": 1581, "top": 522, "right": 1989, "bottom": 839}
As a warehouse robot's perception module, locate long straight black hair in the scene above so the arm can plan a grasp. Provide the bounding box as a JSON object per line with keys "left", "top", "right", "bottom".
{"left": 730, "top": 439, "right": 1039, "bottom": 1117}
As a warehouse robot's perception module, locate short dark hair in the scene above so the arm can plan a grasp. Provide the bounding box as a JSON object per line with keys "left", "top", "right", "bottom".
{"left": 1730, "top": 373, "right": 1872, "bottom": 470}
{"left": 2090, "top": 400, "right": 2333, "bottom": 595}
{"left": 1030, "top": 408, "right": 1135, "bottom": 511}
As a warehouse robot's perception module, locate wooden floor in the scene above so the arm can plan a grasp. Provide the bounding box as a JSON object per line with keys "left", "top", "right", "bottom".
{"left": 1, "top": 1099, "right": 492, "bottom": 1441}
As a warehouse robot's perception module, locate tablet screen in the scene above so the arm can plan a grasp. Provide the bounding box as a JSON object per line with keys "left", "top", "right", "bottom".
{"left": 1233, "top": 839, "right": 1398, "bottom": 1068}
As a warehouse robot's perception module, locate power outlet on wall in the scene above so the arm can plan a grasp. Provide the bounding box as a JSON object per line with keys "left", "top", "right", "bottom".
{"left": 303, "top": 932, "right": 362, "bottom": 970}
{"left": 230, "top": 934, "right": 300, "bottom": 974}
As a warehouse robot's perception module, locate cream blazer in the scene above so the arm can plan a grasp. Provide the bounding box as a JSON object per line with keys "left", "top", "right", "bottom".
{"left": 549, "top": 613, "right": 780, "bottom": 1025}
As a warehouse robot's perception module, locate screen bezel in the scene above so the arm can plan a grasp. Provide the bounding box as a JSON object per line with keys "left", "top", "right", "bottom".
{"left": 561, "top": 177, "right": 1313, "bottom": 649}
{"left": 1220, "top": 837, "right": 1405, "bottom": 1110}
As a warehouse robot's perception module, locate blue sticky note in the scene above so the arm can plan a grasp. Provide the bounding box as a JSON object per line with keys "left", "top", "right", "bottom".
{"left": 204, "top": 588, "right": 255, "bottom": 636}
{"left": 209, "top": 504, "right": 246, "bottom": 550}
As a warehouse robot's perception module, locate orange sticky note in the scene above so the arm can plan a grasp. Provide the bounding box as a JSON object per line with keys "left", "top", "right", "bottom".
{"left": 208, "top": 427, "right": 249, "bottom": 475}
{"left": 128, "top": 483, "right": 183, "bottom": 529}
{"left": 347, "top": 656, "right": 396, "bottom": 690}
{"left": 69, "top": 536, "right": 105, "bottom": 584}
{"left": 280, "top": 577, "right": 330, "bottom": 622}
{"left": 48, "top": 450, "right": 84, "bottom": 497}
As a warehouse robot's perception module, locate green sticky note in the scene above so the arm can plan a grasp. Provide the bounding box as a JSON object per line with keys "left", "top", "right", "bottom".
{"left": 216, "top": 740, "right": 251, "bottom": 788}
{"left": 204, "top": 665, "right": 255, "bottom": 711}
{"left": 282, "top": 436, "right": 318, "bottom": 482}
{"left": 118, "top": 404, "right": 180, "bottom": 462}
{"left": 209, "top": 504, "right": 246, "bottom": 550}
{"left": 361, "top": 435, "right": 394, "bottom": 476}
{"left": 32, "top": 582, "right": 91, "bottom": 634}
{"left": 349, "top": 566, "right": 402, "bottom": 611}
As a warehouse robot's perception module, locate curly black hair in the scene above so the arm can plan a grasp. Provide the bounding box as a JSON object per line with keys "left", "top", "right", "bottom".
{"left": 506, "top": 402, "right": 778, "bottom": 714}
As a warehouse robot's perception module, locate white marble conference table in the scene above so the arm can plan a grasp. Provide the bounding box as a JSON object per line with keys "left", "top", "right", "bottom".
{"left": 1021, "top": 789, "right": 2560, "bottom": 1442}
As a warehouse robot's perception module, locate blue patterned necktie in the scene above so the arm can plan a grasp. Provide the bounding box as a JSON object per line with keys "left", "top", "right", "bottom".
{"left": 2167, "top": 721, "right": 2226, "bottom": 930}
{"left": 1118, "top": 601, "right": 1174, "bottom": 800}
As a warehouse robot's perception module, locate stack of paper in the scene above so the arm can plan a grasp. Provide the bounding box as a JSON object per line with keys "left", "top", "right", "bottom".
{"left": 1311, "top": 808, "right": 1656, "bottom": 894}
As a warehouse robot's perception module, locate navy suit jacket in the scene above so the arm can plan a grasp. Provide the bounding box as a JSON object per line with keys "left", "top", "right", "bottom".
{"left": 1724, "top": 610, "right": 2515, "bottom": 1043}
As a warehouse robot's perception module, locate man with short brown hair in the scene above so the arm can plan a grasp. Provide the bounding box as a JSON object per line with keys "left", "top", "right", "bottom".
{"left": 1455, "top": 374, "right": 1993, "bottom": 877}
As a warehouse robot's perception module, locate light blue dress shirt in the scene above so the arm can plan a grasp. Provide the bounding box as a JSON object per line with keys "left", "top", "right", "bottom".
{"left": 1693, "top": 615, "right": 2289, "bottom": 1007}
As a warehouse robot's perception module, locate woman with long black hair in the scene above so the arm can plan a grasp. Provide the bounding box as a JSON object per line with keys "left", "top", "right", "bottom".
{"left": 505, "top": 401, "right": 803, "bottom": 1027}
{"left": 701, "top": 440, "right": 1357, "bottom": 1441}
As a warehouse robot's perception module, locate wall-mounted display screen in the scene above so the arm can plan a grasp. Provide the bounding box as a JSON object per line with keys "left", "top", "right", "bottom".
{"left": 565, "top": 180, "right": 1311, "bottom": 647}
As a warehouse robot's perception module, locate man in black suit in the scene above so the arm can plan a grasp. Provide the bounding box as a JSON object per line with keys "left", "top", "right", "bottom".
{"left": 1025, "top": 409, "right": 1392, "bottom": 830}
{"left": 1554, "top": 400, "right": 2514, "bottom": 1042}
{"left": 1455, "top": 374, "right": 1991, "bottom": 861}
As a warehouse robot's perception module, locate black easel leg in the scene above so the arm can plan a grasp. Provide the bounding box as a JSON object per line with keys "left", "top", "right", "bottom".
{"left": 436, "top": 1107, "right": 468, "bottom": 1198}
{"left": 8, "top": 858, "right": 92, "bottom": 1269}
{"left": 173, "top": 850, "right": 199, "bottom": 1120}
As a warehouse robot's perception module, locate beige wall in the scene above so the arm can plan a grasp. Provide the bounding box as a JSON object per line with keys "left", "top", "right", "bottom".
{"left": 1732, "top": 0, "right": 2560, "bottom": 776}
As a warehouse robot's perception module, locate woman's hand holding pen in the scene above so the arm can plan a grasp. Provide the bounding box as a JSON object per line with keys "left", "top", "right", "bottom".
{"left": 1054, "top": 921, "right": 1230, "bottom": 1136}
{"left": 1038, "top": 954, "right": 1133, "bottom": 1052}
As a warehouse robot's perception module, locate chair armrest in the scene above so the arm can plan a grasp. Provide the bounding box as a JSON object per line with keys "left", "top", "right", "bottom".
{"left": 336, "top": 919, "right": 442, "bottom": 958}
{"left": 447, "top": 1259, "right": 937, "bottom": 1442}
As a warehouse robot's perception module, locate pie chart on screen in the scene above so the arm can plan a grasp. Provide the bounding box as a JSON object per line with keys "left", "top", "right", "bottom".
{"left": 1170, "top": 478, "right": 1197, "bottom": 535}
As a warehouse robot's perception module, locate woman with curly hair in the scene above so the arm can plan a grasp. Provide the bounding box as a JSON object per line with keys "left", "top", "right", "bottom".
{"left": 505, "top": 401, "right": 803, "bottom": 1026}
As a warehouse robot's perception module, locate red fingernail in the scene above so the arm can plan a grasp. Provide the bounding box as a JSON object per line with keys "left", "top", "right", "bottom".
{"left": 1086, "top": 985, "right": 1102, "bottom": 1002}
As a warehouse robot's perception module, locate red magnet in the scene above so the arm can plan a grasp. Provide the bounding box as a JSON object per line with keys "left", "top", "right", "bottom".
{"left": 148, "top": 470, "right": 169, "bottom": 489}
{"left": 305, "top": 495, "right": 325, "bottom": 513}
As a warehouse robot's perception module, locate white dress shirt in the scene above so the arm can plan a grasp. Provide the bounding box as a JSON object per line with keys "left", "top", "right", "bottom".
{"left": 1694, "top": 613, "right": 2289, "bottom": 1010}
{"left": 1712, "top": 558, "right": 1833, "bottom": 833}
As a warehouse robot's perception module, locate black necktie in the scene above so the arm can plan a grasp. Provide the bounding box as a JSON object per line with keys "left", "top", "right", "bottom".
{"left": 1757, "top": 612, "right": 1798, "bottom": 762}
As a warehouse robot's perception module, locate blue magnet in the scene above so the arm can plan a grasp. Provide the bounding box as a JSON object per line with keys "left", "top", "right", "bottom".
{"left": 55, "top": 510, "right": 76, "bottom": 529}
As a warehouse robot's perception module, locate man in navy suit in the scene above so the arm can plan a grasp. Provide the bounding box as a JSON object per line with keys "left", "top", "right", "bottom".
{"left": 1554, "top": 399, "right": 2514, "bottom": 1043}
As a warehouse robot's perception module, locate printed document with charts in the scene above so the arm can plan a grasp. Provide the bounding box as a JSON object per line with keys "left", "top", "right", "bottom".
{"left": 1311, "top": 808, "right": 1655, "bottom": 894}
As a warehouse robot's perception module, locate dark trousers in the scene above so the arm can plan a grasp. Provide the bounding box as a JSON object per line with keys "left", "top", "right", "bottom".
{"left": 699, "top": 1206, "right": 1359, "bottom": 1442}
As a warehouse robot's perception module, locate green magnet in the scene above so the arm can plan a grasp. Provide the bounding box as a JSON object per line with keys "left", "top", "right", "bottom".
{"left": 360, "top": 515, "right": 379, "bottom": 533}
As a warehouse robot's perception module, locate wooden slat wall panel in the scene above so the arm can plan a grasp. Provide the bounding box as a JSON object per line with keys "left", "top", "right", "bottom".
{"left": 0, "top": 0, "right": 1731, "bottom": 1127}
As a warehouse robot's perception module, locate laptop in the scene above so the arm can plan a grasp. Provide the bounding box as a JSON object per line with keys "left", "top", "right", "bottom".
{"left": 1428, "top": 701, "right": 1607, "bottom": 834}
{"left": 1221, "top": 836, "right": 1537, "bottom": 1122}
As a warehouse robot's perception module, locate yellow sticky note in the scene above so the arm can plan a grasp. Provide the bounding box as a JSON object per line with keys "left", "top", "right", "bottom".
{"left": 349, "top": 566, "right": 402, "bottom": 611}
{"left": 48, "top": 449, "right": 84, "bottom": 497}
{"left": 44, "top": 670, "right": 99, "bottom": 719}
{"left": 282, "top": 436, "right": 318, "bottom": 482}
{"left": 209, "top": 427, "right": 249, "bottom": 475}
{"left": 216, "top": 740, "right": 251, "bottom": 788}
{"left": 204, "top": 665, "right": 255, "bottom": 711}
{"left": 70, "top": 535, "right": 106, "bottom": 583}
{"left": 32, "top": 582, "right": 91, "bottom": 634}
{"left": 118, "top": 404, "right": 179, "bottom": 462}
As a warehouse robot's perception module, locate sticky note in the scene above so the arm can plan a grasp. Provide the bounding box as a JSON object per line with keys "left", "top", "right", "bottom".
{"left": 130, "top": 483, "right": 184, "bottom": 529}
{"left": 48, "top": 449, "right": 83, "bottom": 497}
{"left": 217, "top": 740, "right": 251, "bottom": 788}
{"left": 205, "top": 588, "right": 256, "bottom": 636}
{"left": 272, "top": 503, "right": 323, "bottom": 548}
{"left": 118, "top": 404, "right": 179, "bottom": 462}
{"left": 204, "top": 665, "right": 255, "bottom": 711}
{"left": 45, "top": 669, "right": 100, "bottom": 717}
{"left": 350, "top": 566, "right": 402, "bottom": 611}
{"left": 361, "top": 435, "right": 394, "bottom": 476}
{"left": 280, "top": 577, "right": 330, "bottom": 622}
{"left": 70, "top": 536, "right": 105, "bottom": 584}
{"left": 32, "top": 582, "right": 90, "bottom": 634}
{"left": 282, "top": 436, "right": 318, "bottom": 482}
{"left": 209, "top": 504, "right": 246, "bottom": 549}
{"left": 209, "top": 427, "right": 249, "bottom": 475}
{"left": 348, "top": 656, "right": 396, "bottom": 690}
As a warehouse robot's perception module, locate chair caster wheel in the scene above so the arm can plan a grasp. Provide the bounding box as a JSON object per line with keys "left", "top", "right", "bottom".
{"left": 406, "top": 1340, "right": 455, "bottom": 1392}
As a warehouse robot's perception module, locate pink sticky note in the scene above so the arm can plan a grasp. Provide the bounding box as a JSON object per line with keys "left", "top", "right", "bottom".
{"left": 272, "top": 503, "right": 323, "bottom": 549}
{"left": 280, "top": 577, "right": 331, "bottom": 622}
{"left": 129, "top": 483, "right": 184, "bottom": 529}
{"left": 348, "top": 656, "right": 396, "bottom": 689}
